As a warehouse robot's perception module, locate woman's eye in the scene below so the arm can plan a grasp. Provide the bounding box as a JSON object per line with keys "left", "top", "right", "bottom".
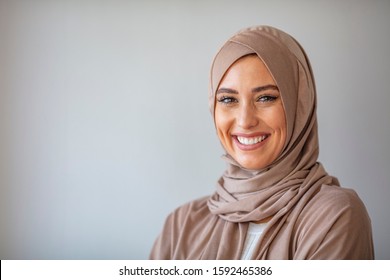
{"left": 217, "top": 96, "right": 237, "bottom": 104}
{"left": 257, "top": 95, "right": 278, "bottom": 103}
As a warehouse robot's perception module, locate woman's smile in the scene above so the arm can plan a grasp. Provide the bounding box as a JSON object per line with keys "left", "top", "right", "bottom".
{"left": 232, "top": 133, "right": 270, "bottom": 151}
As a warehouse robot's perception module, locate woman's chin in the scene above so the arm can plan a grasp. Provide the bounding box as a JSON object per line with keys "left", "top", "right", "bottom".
{"left": 235, "top": 157, "right": 267, "bottom": 170}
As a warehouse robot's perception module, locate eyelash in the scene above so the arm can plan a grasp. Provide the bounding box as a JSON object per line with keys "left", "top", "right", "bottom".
{"left": 217, "top": 95, "right": 278, "bottom": 104}
{"left": 258, "top": 95, "right": 278, "bottom": 103}
{"left": 217, "top": 96, "right": 238, "bottom": 104}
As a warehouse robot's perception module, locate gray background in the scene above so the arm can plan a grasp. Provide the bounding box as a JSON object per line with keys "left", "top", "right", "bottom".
{"left": 0, "top": 0, "right": 389, "bottom": 259}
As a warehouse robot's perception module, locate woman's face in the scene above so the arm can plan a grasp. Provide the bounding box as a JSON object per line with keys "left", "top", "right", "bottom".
{"left": 215, "top": 55, "right": 287, "bottom": 170}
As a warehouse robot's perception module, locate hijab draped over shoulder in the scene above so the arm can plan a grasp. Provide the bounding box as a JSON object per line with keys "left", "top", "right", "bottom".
{"left": 150, "top": 26, "right": 374, "bottom": 259}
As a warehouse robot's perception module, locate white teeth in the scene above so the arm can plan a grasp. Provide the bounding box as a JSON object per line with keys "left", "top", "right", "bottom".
{"left": 237, "top": 135, "right": 267, "bottom": 145}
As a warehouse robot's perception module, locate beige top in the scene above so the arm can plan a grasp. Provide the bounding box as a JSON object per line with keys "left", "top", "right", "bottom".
{"left": 150, "top": 185, "right": 373, "bottom": 259}
{"left": 150, "top": 26, "right": 374, "bottom": 259}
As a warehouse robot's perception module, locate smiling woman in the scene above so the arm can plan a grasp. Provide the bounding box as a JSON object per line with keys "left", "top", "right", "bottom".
{"left": 149, "top": 26, "right": 374, "bottom": 260}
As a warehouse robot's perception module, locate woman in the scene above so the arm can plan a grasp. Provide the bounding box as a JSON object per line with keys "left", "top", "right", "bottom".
{"left": 150, "top": 26, "right": 374, "bottom": 259}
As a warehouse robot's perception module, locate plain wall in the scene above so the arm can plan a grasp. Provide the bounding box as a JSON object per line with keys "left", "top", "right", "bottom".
{"left": 0, "top": 0, "right": 389, "bottom": 259}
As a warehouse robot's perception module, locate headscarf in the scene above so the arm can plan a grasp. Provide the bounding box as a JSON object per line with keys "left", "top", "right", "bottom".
{"left": 205, "top": 25, "right": 339, "bottom": 258}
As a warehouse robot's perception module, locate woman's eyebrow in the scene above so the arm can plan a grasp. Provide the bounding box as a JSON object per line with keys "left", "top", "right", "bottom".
{"left": 217, "top": 84, "right": 278, "bottom": 95}
{"left": 216, "top": 88, "right": 238, "bottom": 95}
{"left": 252, "top": 84, "right": 279, "bottom": 93}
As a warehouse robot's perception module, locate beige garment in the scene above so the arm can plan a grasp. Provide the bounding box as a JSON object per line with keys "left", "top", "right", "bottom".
{"left": 150, "top": 185, "right": 373, "bottom": 259}
{"left": 150, "top": 26, "right": 374, "bottom": 259}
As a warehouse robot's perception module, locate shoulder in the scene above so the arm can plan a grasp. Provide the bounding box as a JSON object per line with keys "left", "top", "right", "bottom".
{"left": 294, "top": 184, "right": 374, "bottom": 259}
{"left": 304, "top": 185, "right": 369, "bottom": 219}
{"left": 175, "top": 195, "right": 210, "bottom": 212}
{"left": 167, "top": 196, "right": 211, "bottom": 225}
{"left": 298, "top": 184, "right": 371, "bottom": 232}
{"left": 149, "top": 196, "right": 212, "bottom": 259}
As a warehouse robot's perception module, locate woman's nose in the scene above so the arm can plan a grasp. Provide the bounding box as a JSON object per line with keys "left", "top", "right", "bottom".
{"left": 237, "top": 103, "right": 258, "bottom": 129}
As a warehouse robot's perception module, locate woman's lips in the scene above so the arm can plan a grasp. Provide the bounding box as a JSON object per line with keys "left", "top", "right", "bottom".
{"left": 232, "top": 133, "right": 270, "bottom": 151}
